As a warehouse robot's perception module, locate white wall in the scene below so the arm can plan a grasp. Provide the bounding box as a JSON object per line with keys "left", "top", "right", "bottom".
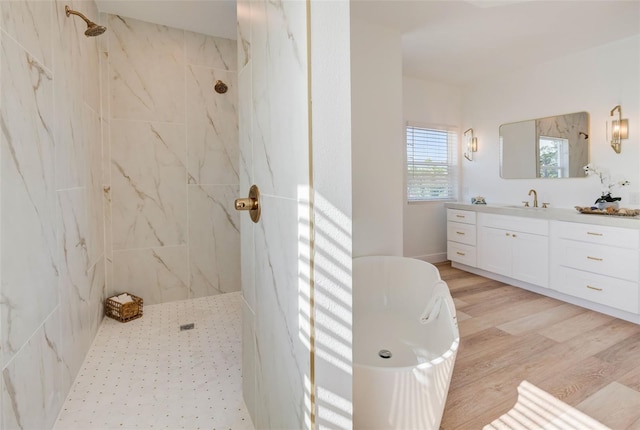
{"left": 350, "top": 18, "right": 403, "bottom": 257}
{"left": 402, "top": 77, "right": 462, "bottom": 261}
{"left": 311, "top": 2, "right": 353, "bottom": 427}
{"left": 462, "top": 35, "right": 640, "bottom": 208}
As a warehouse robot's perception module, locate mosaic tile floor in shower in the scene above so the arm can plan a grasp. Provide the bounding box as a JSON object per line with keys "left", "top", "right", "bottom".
{"left": 54, "top": 292, "right": 254, "bottom": 430}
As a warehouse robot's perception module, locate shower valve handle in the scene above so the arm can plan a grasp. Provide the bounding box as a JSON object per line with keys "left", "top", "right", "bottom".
{"left": 235, "top": 185, "right": 261, "bottom": 223}
{"left": 235, "top": 198, "right": 258, "bottom": 211}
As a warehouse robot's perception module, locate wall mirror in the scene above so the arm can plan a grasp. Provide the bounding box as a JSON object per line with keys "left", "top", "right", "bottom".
{"left": 500, "top": 111, "right": 589, "bottom": 179}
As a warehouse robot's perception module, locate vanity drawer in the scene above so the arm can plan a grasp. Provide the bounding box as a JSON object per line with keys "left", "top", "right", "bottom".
{"left": 552, "top": 221, "right": 639, "bottom": 249}
{"left": 555, "top": 266, "right": 639, "bottom": 314}
{"left": 479, "top": 213, "right": 548, "bottom": 236}
{"left": 447, "top": 222, "right": 476, "bottom": 245}
{"left": 555, "top": 239, "right": 639, "bottom": 282}
{"left": 447, "top": 241, "right": 476, "bottom": 267}
{"left": 447, "top": 209, "right": 476, "bottom": 225}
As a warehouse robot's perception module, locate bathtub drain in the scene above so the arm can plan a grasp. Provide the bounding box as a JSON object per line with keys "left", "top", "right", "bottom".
{"left": 378, "top": 349, "right": 392, "bottom": 359}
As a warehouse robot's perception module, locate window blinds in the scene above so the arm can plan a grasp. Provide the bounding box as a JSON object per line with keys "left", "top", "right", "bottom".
{"left": 406, "top": 124, "right": 458, "bottom": 202}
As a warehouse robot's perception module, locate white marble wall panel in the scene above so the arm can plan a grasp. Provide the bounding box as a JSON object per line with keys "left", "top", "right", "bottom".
{"left": 188, "top": 185, "right": 240, "bottom": 298}
{"left": 187, "top": 65, "right": 238, "bottom": 185}
{"left": 86, "top": 105, "right": 104, "bottom": 267}
{"left": 110, "top": 119, "right": 187, "bottom": 250}
{"left": 104, "top": 186, "right": 114, "bottom": 297}
{"left": 254, "top": 196, "right": 307, "bottom": 429}
{"left": 251, "top": 0, "right": 308, "bottom": 200}
{"left": 108, "top": 15, "right": 184, "bottom": 122}
{"left": 1, "top": 310, "right": 64, "bottom": 430}
{"left": 54, "top": 0, "right": 88, "bottom": 190}
{"left": 79, "top": 4, "right": 101, "bottom": 114}
{"left": 239, "top": 64, "right": 255, "bottom": 311}
{"left": 0, "top": 0, "right": 52, "bottom": 69}
{"left": 112, "top": 245, "right": 189, "bottom": 305}
{"left": 237, "top": 0, "right": 251, "bottom": 71}
{"left": 2, "top": 0, "right": 106, "bottom": 426}
{"left": 1, "top": 33, "right": 58, "bottom": 368}
{"left": 186, "top": 31, "right": 237, "bottom": 71}
{"left": 101, "top": 51, "right": 111, "bottom": 186}
{"left": 56, "top": 188, "right": 105, "bottom": 390}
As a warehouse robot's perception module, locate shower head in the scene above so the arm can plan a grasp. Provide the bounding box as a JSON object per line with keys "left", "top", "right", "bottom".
{"left": 214, "top": 80, "right": 228, "bottom": 94}
{"left": 65, "top": 5, "right": 106, "bottom": 37}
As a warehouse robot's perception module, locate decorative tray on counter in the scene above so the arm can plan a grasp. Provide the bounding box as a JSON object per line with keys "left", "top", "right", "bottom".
{"left": 574, "top": 206, "right": 640, "bottom": 217}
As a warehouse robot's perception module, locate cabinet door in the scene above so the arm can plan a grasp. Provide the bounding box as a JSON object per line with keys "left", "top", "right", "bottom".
{"left": 512, "top": 232, "right": 549, "bottom": 287}
{"left": 478, "top": 226, "right": 512, "bottom": 277}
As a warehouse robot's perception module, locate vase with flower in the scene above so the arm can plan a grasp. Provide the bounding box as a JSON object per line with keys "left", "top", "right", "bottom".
{"left": 583, "top": 164, "right": 630, "bottom": 210}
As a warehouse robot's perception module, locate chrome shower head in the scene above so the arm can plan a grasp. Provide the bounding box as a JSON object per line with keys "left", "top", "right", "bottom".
{"left": 65, "top": 5, "right": 106, "bottom": 37}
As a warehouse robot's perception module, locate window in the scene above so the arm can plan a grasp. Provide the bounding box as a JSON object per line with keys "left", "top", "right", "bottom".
{"left": 406, "top": 123, "right": 458, "bottom": 202}
{"left": 538, "top": 136, "right": 569, "bottom": 178}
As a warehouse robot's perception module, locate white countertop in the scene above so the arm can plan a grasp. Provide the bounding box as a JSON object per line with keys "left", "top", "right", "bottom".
{"left": 446, "top": 202, "right": 640, "bottom": 229}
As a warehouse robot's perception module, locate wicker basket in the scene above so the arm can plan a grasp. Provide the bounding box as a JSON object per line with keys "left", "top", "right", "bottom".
{"left": 105, "top": 293, "right": 143, "bottom": 322}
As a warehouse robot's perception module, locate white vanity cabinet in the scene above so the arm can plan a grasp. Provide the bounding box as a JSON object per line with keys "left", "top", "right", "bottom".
{"left": 478, "top": 213, "right": 549, "bottom": 288}
{"left": 446, "top": 209, "right": 477, "bottom": 267}
{"left": 550, "top": 221, "right": 640, "bottom": 314}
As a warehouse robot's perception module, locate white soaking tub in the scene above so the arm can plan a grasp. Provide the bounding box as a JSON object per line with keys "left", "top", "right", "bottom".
{"left": 353, "top": 256, "right": 459, "bottom": 430}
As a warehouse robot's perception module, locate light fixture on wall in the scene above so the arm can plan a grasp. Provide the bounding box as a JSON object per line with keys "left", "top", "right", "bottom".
{"left": 609, "top": 105, "right": 628, "bottom": 154}
{"left": 464, "top": 128, "right": 478, "bottom": 161}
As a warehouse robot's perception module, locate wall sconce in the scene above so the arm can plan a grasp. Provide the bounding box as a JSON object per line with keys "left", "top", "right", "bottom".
{"left": 464, "top": 128, "right": 478, "bottom": 161}
{"left": 609, "top": 105, "right": 628, "bottom": 154}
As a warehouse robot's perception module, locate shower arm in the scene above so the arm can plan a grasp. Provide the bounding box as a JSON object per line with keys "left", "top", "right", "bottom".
{"left": 65, "top": 6, "right": 92, "bottom": 26}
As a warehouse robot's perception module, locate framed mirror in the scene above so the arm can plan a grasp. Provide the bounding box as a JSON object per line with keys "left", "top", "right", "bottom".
{"left": 500, "top": 111, "right": 589, "bottom": 179}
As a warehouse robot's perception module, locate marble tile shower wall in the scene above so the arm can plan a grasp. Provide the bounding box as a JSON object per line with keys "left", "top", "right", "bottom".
{"left": 0, "top": 3, "right": 238, "bottom": 428}
{"left": 103, "top": 15, "right": 239, "bottom": 305}
{"left": 1, "top": 0, "right": 105, "bottom": 428}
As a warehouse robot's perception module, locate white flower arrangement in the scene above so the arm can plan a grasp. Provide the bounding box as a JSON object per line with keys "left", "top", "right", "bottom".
{"left": 583, "top": 164, "right": 630, "bottom": 203}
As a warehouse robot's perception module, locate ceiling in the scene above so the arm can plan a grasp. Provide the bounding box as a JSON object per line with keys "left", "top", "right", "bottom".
{"left": 96, "top": 0, "right": 640, "bottom": 87}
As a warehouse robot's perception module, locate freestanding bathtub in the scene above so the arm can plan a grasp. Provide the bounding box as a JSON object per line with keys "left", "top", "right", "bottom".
{"left": 353, "top": 256, "right": 459, "bottom": 430}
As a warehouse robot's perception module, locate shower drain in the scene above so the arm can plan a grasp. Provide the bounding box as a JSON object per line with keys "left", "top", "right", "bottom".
{"left": 378, "top": 349, "right": 392, "bottom": 359}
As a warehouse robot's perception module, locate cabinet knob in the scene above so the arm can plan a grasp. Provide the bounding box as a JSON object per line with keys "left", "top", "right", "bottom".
{"left": 505, "top": 232, "right": 511, "bottom": 237}
{"left": 456, "top": 251, "right": 466, "bottom": 256}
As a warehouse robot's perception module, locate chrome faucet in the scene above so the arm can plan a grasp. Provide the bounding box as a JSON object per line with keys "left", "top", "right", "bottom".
{"left": 528, "top": 189, "right": 538, "bottom": 208}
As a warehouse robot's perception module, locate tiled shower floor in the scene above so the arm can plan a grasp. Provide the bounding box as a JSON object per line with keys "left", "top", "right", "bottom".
{"left": 54, "top": 292, "right": 254, "bottom": 430}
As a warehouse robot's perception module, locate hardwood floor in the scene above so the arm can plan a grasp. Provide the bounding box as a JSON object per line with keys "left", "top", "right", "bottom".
{"left": 437, "top": 262, "right": 640, "bottom": 429}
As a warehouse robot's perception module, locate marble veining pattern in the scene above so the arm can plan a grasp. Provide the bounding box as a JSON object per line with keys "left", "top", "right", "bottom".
{"left": 237, "top": 0, "right": 251, "bottom": 71}
{"left": 86, "top": 106, "right": 104, "bottom": 268}
{"left": 188, "top": 185, "right": 240, "bottom": 298}
{"left": 108, "top": 14, "right": 185, "bottom": 122}
{"left": 254, "top": 196, "right": 307, "bottom": 429}
{"left": 105, "top": 15, "right": 239, "bottom": 306}
{"left": 0, "top": 0, "right": 53, "bottom": 70}
{"left": 112, "top": 245, "right": 189, "bottom": 305}
{"left": 1, "top": 31, "right": 58, "bottom": 368}
{"left": 251, "top": 0, "right": 308, "bottom": 200}
{"left": 187, "top": 65, "right": 239, "bottom": 185}
{"left": 186, "top": 30, "right": 237, "bottom": 71}
{"left": 1, "top": 310, "right": 64, "bottom": 430}
{"left": 110, "top": 119, "right": 187, "bottom": 250}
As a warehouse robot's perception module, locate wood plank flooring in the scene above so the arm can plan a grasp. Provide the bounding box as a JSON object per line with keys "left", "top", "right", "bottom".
{"left": 437, "top": 262, "right": 640, "bottom": 429}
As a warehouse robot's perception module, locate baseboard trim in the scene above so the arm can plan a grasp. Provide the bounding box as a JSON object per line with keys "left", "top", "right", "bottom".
{"left": 409, "top": 252, "right": 448, "bottom": 264}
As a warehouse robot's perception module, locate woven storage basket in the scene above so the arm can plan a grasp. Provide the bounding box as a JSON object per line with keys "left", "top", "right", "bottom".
{"left": 105, "top": 293, "right": 143, "bottom": 322}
